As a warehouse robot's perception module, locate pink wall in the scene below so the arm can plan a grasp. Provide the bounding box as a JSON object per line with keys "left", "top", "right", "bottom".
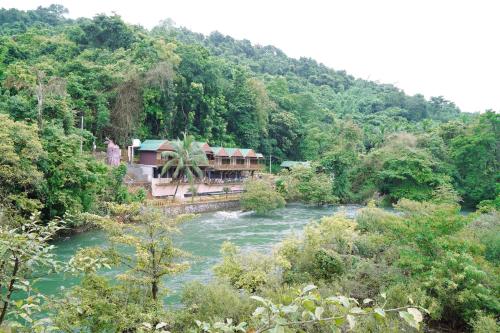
{"left": 151, "top": 179, "right": 243, "bottom": 199}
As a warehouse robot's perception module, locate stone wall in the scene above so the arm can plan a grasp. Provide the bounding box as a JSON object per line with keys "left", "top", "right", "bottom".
{"left": 159, "top": 200, "right": 240, "bottom": 216}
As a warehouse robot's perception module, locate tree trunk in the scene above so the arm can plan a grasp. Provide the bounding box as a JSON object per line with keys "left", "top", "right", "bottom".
{"left": 152, "top": 280, "right": 158, "bottom": 302}
{"left": 0, "top": 257, "right": 19, "bottom": 325}
{"left": 172, "top": 179, "right": 180, "bottom": 202}
{"left": 36, "top": 89, "right": 43, "bottom": 129}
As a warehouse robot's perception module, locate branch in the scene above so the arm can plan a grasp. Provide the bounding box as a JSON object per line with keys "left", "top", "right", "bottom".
{"left": 255, "top": 305, "right": 425, "bottom": 333}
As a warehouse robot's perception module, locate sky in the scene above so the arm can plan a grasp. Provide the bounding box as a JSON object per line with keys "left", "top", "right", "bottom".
{"left": 3, "top": 0, "right": 500, "bottom": 112}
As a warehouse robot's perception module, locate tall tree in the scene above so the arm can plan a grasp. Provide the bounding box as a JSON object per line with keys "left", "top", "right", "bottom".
{"left": 161, "top": 133, "right": 208, "bottom": 201}
{"left": 450, "top": 112, "right": 499, "bottom": 207}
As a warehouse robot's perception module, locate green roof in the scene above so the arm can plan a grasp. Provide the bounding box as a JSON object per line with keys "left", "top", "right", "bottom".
{"left": 139, "top": 140, "right": 168, "bottom": 151}
{"left": 280, "top": 161, "right": 311, "bottom": 168}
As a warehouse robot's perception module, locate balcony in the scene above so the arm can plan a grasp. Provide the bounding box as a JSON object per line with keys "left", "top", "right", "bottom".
{"left": 208, "top": 160, "right": 264, "bottom": 171}
{"left": 150, "top": 159, "right": 264, "bottom": 171}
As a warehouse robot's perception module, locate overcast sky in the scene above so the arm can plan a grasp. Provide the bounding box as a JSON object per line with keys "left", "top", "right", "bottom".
{"left": 3, "top": 0, "right": 500, "bottom": 112}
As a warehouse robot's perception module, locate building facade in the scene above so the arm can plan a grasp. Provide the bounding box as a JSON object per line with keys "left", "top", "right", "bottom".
{"left": 135, "top": 139, "right": 265, "bottom": 199}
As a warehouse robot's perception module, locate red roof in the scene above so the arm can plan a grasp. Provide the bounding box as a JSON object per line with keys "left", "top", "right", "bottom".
{"left": 158, "top": 141, "right": 175, "bottom": 151}
{"left": 212, "top": 147, "right": 229, "bottom": 157}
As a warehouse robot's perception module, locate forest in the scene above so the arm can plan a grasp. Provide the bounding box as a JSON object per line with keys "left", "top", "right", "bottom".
{"left": 0, "top": 4, "right": 498, "bottom": 333}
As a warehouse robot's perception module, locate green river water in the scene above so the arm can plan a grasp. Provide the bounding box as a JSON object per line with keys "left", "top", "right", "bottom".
{"left": 36, "top": 204, "right": 363, "bottom": 304}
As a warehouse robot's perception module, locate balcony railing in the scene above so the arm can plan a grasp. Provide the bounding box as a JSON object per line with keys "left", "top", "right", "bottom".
{"left": 150, "top": 159, "right": 264, "bottom": 170}
{"left": 208, "top": 161, "right": 264, "bottom": 170}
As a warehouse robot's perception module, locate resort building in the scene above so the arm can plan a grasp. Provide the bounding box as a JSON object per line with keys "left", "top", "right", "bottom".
{"left": 131, "top": 139, "right": 265, "bottom": 199}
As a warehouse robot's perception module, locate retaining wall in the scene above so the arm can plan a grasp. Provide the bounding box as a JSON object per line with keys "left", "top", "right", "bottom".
{"left": 159, "top": 199, "right": 240, "bottom": 216}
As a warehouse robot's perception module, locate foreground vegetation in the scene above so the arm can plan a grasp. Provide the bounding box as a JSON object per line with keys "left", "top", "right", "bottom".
{"left": 1, "top": 194, "right": 498, "bottom": 332}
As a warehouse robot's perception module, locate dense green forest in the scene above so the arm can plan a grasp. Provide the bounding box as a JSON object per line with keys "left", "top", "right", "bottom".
{"left": 1, "top": 5, "right": 498, "bottom": 210}
{"left": 0, "top": 5, "right": 499, "bottom": 333}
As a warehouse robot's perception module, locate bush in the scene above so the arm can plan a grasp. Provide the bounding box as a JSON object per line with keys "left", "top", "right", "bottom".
{"left": 213, "top": 242, "right": 279, "bottom": 292}
{"left": 178, "top": 281, "right": 255, "bottom": 329}
{"left": 240, "top": 179, "right": 285, "bottom": 214}
{"left": 312, "top": 248, "right": 344, "bottom": 279}
{"left": 277, "top": 166, "right": 337, "bottom": 205}
{"left": 354, "top": 233, "right": 388, "bottom": 258}
{"left": 471, "top": 314, "right": 500, "bottom": 333}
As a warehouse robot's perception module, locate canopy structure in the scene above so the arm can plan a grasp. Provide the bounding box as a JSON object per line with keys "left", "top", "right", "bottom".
{"left": 139, "top": 140, "right": 174, "bottom": 151}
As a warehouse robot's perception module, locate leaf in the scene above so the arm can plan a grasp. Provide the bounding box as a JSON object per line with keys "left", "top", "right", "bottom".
{"left": 399, "top": 311, "right": 419, "bottom": 329}
{"left": 374, "top": 307, "right": 386, "bottom": 318}
{"left": 326, "top": 296, "right": 350, "bottom": 308}
{"left": 253, "top": 306, "right": 266, "bottom": 317}
{"left": 346, "top": 314, "right": 356, "bottom": 330}
{"left": 236, "top": 322, "right": 247, "bottom": 331}
{"left": 407, "top": 307, "right": 423, "bottom": 323}
{"left": 315, "top": 306, "right": 324, "bottom": 320}
{"left": 381, "top": 292, "right": 386, "bottom": 299}
{"left": 302, "top": 284, "right": 317, "bottom": 294}
{"left": 250, "top": 295, "right": 268, "bottom": 305}
{"left": 363, "top": 298, "right": 374, "bottom": 304}
{"left": 334, "top": 317, "right": 345, "bottom": 326}
{"left": 156, "top": 322, "right": 168, "bottom": 329}
{"left": 303, "top": 299, "right": 316, "bottom": 312}
{"left": 270, "top": 325, "right": 284, "bottom": 333}
{"left": 349, "top": 307, "right": 365, "bottom": 314}
{"left": 282, "top": 304, "right": 298, "bottom": 314}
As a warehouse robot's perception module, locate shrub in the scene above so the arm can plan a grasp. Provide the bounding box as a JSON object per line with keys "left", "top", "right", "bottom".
{"left": 240, "top": 179, "right": 285, "bottom": 214}
{"left": 213, "top": 242, "right": 279, "bottom": 292}
{"left": 312, "top": 248, "right": 344, "bottom": 279}
{"left": 178, "top": 281, "right": 255, "bottom": 328}
{"left": 471, "top": 313, "right": 500, "bottom": 333}
{"left": 354, "top": 233, "right": 388, "bottom": 258}
{"left": 277, "top": 166, "right": 337, "bottom": 205}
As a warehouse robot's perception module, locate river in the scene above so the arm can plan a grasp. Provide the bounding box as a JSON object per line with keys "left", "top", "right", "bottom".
{"left": 35, "top": 204, "right": 364, "bottom": 304}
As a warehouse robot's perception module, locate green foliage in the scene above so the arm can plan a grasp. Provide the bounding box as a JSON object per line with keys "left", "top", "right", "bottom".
{"left": 277, "top": 214, "right": 357, "bottom": 283}
{"left": 449, "top": 111, "right": 499, "bottom": 208}
{"left": 352, "top": 132, "right": 453, "bottom": 204}
{"left": 471, "top": 314, "right": 500, "bottom": 333}
{"left": 197, "top": 284, "right": 425, "bottom": 333}
{"left": 240, "top": 179, "right": 285, "bottom": 214}
{"left": 226, "top": 200, "right": 498, "bottom": 331}
{"left": 39, "top": 124, "right": 109, "bottom": 219}
{"left": 0, "top": 114, "right": 44, "bottom": 218}
{"left": 179, "top": 281, "right": 256, "bottom": 328}
{"left": 214, "top": 242, "right": 278, "bottom": 292}
{"left": 52, "top": 207, "right": 193, "bottom": 332}
{"left": 277, "top": 166, "right": 337, "bottom": 205}
{"left": 0, "top": 5, "right": 477, "bottom": 169}
{"left": 0, "top": 213, "right": 62, "bottom": 327}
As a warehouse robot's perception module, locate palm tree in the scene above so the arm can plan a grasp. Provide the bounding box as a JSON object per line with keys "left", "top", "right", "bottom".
{"left": 161, "top": 133, "right": 208, "bottom": 201}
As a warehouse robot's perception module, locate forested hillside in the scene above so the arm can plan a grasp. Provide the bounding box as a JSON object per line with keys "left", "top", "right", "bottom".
{"left": 0, "top": 5, "right": 497, "bottom": 209}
